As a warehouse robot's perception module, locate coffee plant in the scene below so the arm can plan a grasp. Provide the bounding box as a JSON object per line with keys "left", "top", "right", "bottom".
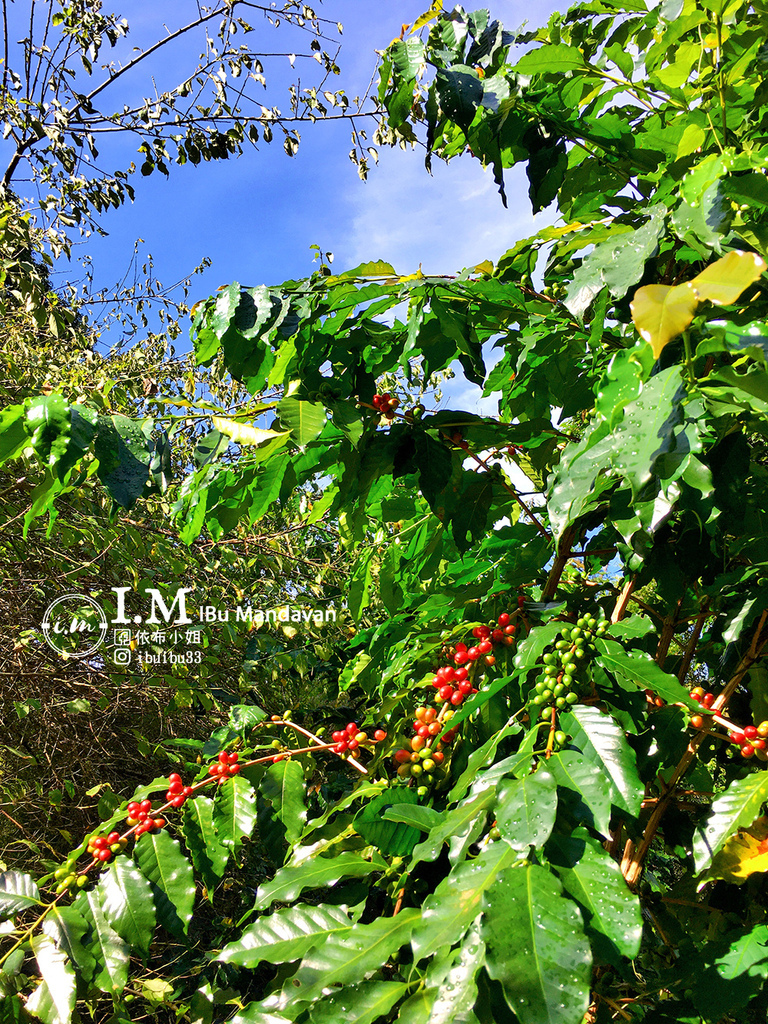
{"left": 3, "top": 0, "right": 768, "bottom": 1022}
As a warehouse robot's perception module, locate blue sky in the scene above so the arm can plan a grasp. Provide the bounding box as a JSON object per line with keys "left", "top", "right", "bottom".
{"left": 25, "top": 0, "right": 566, "bottom": 368}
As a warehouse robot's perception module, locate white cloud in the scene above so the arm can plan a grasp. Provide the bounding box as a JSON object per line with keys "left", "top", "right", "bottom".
{"left": 339, "top": 146, "right": 558, "bottom": 276}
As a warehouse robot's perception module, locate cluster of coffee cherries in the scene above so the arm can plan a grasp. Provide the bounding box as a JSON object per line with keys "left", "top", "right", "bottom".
{"left": 53, "top": 861, "right": 89, "bottom": 893}
{"left": 372, "top": 393, "right": 399, "bottom": 418}
{"left": 166, "top": 772, "right": 195, "bottom": 806}
{"left": 688, "top": 687, "right": 768, "bottom": 760}
{"left": 392, "top": 706, "right": 455, "bottom": 794}
{"left": 86, "top": 831, "right": 129, "bottom": 864}
{"left": 207, "top": 751, "right": 242, "bottom": 783}
{"left": 125, "top": 799, "right": 166, "bottom": 838}
{"left": 530, "top": 615, "right": 608, "bottom": 720}
{"left": 429, "top": 611, "right": 519, "bottom": 709}
{"left": 332, "top": 721, "right": 387, "bottom": 755}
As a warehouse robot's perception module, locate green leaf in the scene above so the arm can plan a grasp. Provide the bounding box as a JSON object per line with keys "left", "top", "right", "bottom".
{"left": 495, "top": 768, "right": 558, "bottom": 852}
{"left": 27, "top": 935, "right": 76, "bottom": 1024}
{"left": 286, "top": 909, "right": 420, "bottom": 1001}
{"left": 218, "top": 904, "right": 353, "bottom": 967}
{"left": 714, "top": 924, "right": 768, "bottom": 980}
{"left": 308, "top": 982, "right": 409, "bottom": 1024}
{"left": 214, "top": 774, "right": 258, "bottom": 858}
{"left": 381, "top": 804, "right": 443, "bottom": 832}
{"left": 134, "top": 829, "right": 196, "bottom": 937}
{"left": 260, "top": 759, "right": 307, "bottom": 846}
{"left": 389, "top": 37, "right": 424, "bottom": 80}
{"left": 436, "top": 69, "right": 483, "bottom": 135}
{"left": 97, "top": 858, "right": 156, "bottom": 958}
{"left": 277, "top": 396, "right": 326, "bottom": 446}
{"left": 182, "top": 794, "right": 230, "bottom": 895}
{"left": 73, "top": 889, "right": 129, "bottom": 995}
{"left": 514, "top": 44, "right": 586, "bottom": 75}
{"left": 0, "top": 870, "right": 41, "bottom": 917}
{"left": 482, "top": 862, "right": 592, "bottom": 1024}
{"left": 694, "top": 772, "right": 768, "bottom": 873}
{"left": 596, "top": 638, "right": 700, "bottom": 708}
{"left": 0, "top": 404, "right": 29, "bottom": 465}
{"left": 253, "top": 852, "right": 385, "bottom": 910}
{"left": 548, "top": 750, "right": 613, "bottom": 837}
{"left": 354, "top": 789, "right": 422, "bottom": 856}
{"left": 42, "top": 905, "right": 96, "bottom": 981}
{"left": 563, "top": 705, "right": 644, "bottom": 817}
{"left": 410, "top": 790, "right": 495, "bottom": 867}
{"left": 410, "top": 839, "right": 515, "bottom": 959}
{"left": 451, "top": 472, "right": 494, "bottom": 552}
{"left": 93, "top": 414, "right": 152, "bottom": 509}
{"left": 547, "top": 832, "right": 643, "bottom": 961}
{"left": 400, "top": 919, "right": 484, "bottom": 1024}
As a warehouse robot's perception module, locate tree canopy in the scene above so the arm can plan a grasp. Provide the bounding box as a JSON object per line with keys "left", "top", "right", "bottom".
{"left": 3, "top": 1, "right": 768, "bottom": 1023}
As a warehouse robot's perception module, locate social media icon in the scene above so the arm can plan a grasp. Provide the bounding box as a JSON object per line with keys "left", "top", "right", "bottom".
{"left": 113, "top": 647, "right": 132, "bottom": 666}
{"left": 114, "top": 629, "right": 131, "bottom": 646}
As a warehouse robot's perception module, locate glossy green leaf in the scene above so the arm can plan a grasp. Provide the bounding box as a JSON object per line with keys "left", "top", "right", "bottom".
{"left": 596, "top": 638, "right": 700, "bottom": 709}
{"left": 308, "top": 981, "right": 409, "bottom": 1024}
{"left": 93, "top": 413, "right": 152, "bottom": 509}
{"left": 694, "top": 771, "right": 768, "bottom": 873}
{"left": 714, "top": 924, "right": 768, "bottom": 980}
{"left": 26, "top": 935, "right": 76, "bottom": 1024}
{"left": 410, "top": 789, "right": 495, "bottom": 867}
{"left": 97, "top": 858, "right": 156, "bottom": 958}
{"left": 72, "top": 890, "right": 129, "bottom": 995}
{"left": 410, "top": 838, "right": 515, "bottom": 959}
{"left": 495, "top": 768, "right": 558, "bottom": 852}
{"left": 381, "top": 804, "right": 443, "bottom": 832}
{"left": 260, "top": 759, "right": 307, "bottom": 846}
{"left": 134, "top": 829, "right": 196, "bottom": 937}
{"left": 401, "top": 919, "right": 484, "bottom": 1024}
{"left": 354, "top": 789, "right": 421, "bottom": 856}
{"left": 0, "top": 404, "right": 30, "bottom": 464}
{"left": 562, "top": 705, "right": 644, "bottom": 817}
{"left": 514, "top": 44, "right": 586, "bottom": 74}
{"left": 547, "top": 832, "right": 643, "bottom": 960}
{"left": 0, "top": 870, "right": 41, "bottom": 917}
{"left": 278, "top": 396, "right": 326, "bottom": 446}
{"left": 42, "top": 905, "right": 96, "bottom": 981}
{"left": 286, "top": 909, "right": 419, "bottom": 1001}
{"left": 482, "top": 862, "right": 592, "bottom": 1024}
{"left": 253, "top": 852, "right": 385, "bottom": 910}
{"left": 548, "top": 750, "right": 613, "bottom": 837}
{"left": 182, "top": 795, "right": 230, "bottom": 896}
{"left": 214, "top": 774, "right": 258, "bottom": 858}
{"left": 218, "top": 903, "right": 352, "bottom": 966}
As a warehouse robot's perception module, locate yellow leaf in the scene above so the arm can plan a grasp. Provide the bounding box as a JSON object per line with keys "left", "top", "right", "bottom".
{"left": 411, "top": 1, "right": 443, "bottom": 32}
{"left": 473, "top": 260, "right": 495, "bottom": 275}
{"left": 630, "top": 282, "right": 699, "bottom": 358}
{"left": 690, "top": 249, "right": 767, "bottom": 306}
{"left": 702, "top": 816, "right": 768, "bottom": 884}
{"left": 211, "top": 417, "right": 289, "bottom": 447}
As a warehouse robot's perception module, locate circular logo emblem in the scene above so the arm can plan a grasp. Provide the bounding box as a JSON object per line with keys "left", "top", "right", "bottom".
{"left": 42, "top": 594, "right": 108, "bottom": 657}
